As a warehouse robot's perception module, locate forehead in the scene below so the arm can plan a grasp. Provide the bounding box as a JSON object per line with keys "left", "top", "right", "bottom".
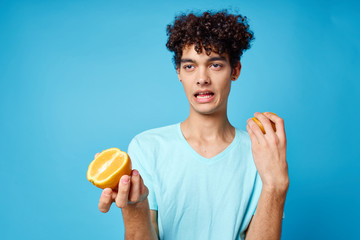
{"left": 181, "top": 44, "right": 229, "bottom": 61}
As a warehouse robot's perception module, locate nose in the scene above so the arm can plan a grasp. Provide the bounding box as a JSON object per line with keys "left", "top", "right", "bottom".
{"left": 197, "top": 68, "right": 210, "bottom": 86}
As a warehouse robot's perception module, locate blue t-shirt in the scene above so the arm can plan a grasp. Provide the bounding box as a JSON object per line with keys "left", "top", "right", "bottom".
{"left": 127, "top": 123, "right": 262, "bottom": 240}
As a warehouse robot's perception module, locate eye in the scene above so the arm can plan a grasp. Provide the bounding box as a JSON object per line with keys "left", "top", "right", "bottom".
{"left": 210, "top": 63, "right": 223, "bottom": 70}
{"left": 183, "top": 65, "right": 195, "bottom": 71}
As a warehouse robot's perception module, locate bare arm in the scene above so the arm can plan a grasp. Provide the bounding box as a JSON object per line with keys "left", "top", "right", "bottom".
{"left": 245, "top": 187, "right": 287, "bottom": 239}
{"left": 151, "top": 210, "right": 159, "bottom": 237}
{"left": 245, "top": 112, "right": 289, "bottom": 240}
{"left": 97, "top": 164, "right": 158, "bottom": 240}
{"left": 122, "top": 199, "right": 159, "bottom": 240}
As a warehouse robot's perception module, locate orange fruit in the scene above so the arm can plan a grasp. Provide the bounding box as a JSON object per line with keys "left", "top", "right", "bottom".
{"left": 87, "top": 148, "right": 132, "bottom": 189}
{"left": 252, "top": 112, "right": 277, "bottom": 134}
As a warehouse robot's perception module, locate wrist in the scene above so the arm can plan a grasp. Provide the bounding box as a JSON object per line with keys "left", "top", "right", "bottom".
{"left": 122, "top": 197, "right": 150, "bottom": 216}
{"left": 121, "top": 198, "right": 157, "bottom": 240}
{"left": 262, "top": 178, "right": 289, "bottom": 197}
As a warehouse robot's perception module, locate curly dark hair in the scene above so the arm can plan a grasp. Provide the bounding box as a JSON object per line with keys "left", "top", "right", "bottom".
{"left": 166, "top": 10, "right": 254, "bottom": 69}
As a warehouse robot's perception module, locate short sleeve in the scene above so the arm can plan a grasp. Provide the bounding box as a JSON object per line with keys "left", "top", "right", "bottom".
{"left": 240, "top": 170, "right": 263, "bottom": 239}
{"left": 127, "top": 138, "right": 158, "bottom": 210}
{"left": 252, "top": 171, "right": 263, "bottom": 215}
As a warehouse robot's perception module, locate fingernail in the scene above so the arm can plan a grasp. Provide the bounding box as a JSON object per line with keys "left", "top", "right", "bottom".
{"left": 132, "top": 170, "right": 139, "bottom": 176}
{"left": 121, "top": 175, "right": 130, "bottom": 184}
{"left": 103, "top": 188, "right": 111, "bottom": 196}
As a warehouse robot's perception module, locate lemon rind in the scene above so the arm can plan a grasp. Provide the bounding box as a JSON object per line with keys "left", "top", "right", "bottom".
{"left": 87, "top": 148, "right": 131, "bottom": 189}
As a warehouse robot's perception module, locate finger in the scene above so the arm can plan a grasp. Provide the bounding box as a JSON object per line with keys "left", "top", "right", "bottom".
{"left": 263, "top": 112, "right": 286, "bottom": 141}
{"left": 254, "top": 112, "right": 275, "bottom": 136}
{"left": 139, "top": 174, "right": 149, "bottom": 202}
{"left": 98, "top": 188, "right": 114, "bottom": 213}
{"left": 128, "top": 170, "right": 141, "bottom": 203}
{"left": 115, "top": 175, "right": 131, "bottom": 208}
{"left": 247, "top": 118, "right": 265, "bottom": 144}
{"left": 94, "top": 152, "right": 100, "bottom": 159}
{"left": 246, "top": 124, "right": 259, "bottom": 145}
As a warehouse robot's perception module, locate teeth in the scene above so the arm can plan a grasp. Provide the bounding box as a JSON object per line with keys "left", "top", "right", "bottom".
{"left": 195, "top": 91, "right": 214, "bottom": 98}
{"left": 197, "top": 95, "right": 212, "bottom": 99}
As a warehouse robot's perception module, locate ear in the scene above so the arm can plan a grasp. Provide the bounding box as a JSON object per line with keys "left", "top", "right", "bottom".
{"left": 231, "top": 61, "right": 242, "bottom": 81}
{"left": 176, "top": 66, "right": 182, "bottom": 82}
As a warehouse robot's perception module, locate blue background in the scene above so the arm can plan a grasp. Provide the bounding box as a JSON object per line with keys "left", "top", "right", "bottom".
{"left": 1, "top": 0, "right": 359, "bottom": 239}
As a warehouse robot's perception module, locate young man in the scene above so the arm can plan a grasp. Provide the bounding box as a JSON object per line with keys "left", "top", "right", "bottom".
{"left": 97, "top": 10, "right": 289, "bottom": 240}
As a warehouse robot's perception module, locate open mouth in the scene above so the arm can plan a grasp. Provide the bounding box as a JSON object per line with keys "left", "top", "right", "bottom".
{"left": 194, "top": 91, "right": 214, "bottom": 99}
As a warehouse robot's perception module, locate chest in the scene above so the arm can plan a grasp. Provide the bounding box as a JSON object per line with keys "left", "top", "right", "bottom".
{"left": 153, "top": 148, "right": 256, "bottom": 213}
{"left": 186, "top": 139, "right": 233, "bottom": 159}
{"left": 154, "top": 151, "right": 257, "bottom": 239}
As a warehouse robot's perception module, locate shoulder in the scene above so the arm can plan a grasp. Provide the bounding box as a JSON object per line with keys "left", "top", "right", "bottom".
{"left": 236, "top": 128, "right": 251, "bottom": 146}
{"left": 129, "top": 123, "right": 180, "bottom": 149}
{"left": 127, "top": 123, "right": 180, "bottom": 166}
{"left": 233, "top": 128, "right": 254, "bottom": 164}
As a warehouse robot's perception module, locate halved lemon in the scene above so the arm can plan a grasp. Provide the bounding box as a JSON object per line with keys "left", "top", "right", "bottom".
{"left": 87, "top": 148, "right": 132, "bottom": 189}
{"left": 252, "top": 112, "right": 277, "bottom": 134}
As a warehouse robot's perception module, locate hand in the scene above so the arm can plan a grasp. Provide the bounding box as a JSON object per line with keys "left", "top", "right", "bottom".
{"left": 246, "top": 112, "right": 289, "bottom": 194}
{"left": 94, "top": 153, "right": 149, "bottom": 213}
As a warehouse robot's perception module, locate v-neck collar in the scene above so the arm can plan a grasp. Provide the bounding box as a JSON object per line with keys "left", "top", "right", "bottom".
{"left": 176, "top": 122, "right": 240, "bottom": 163}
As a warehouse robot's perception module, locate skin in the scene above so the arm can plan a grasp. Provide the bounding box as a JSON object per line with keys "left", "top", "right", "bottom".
{"left": 177, "top": 45, "right": 241, "bottom": 158}
{"left": 97, "top": 44, "right": 289, "bottom": 239}
{"left": 97, "top": 166, "right": 158, "bottom": 240}
{"left": 245, "top": 112, "right": 289, "bottom": 239}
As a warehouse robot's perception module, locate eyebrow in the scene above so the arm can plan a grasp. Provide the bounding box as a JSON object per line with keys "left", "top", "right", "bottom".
{"left": 180, "top": 56, "right": 227, "bottom": 64}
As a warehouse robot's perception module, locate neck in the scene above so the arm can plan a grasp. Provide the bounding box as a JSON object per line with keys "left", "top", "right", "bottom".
{"left": 181, "top": 109, "right": 235, "bottom": 142}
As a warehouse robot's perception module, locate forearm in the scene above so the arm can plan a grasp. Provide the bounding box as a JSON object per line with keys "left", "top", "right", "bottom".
{"left": 245, "top": 187, "right": 287, "bottom": 240}
{"left": 122, "top": 199, "right": 158, "bottom": 240}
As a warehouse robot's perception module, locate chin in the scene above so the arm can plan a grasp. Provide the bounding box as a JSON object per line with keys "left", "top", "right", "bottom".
{"left": 193, "top": 106, "right": 221, "bottom": 115}
{"left": 189, "top": 99, "right": 226, "bottom": 116}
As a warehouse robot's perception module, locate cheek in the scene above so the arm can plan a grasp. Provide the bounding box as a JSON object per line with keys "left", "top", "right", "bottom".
{"left": 220, "top": 79, "right": 232, "bottom": 93}
{"left": 181, "top": 83, "right": 193, "bottom": 98}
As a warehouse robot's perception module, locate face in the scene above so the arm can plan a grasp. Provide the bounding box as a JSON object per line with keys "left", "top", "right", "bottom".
{"left": 177, "top": 45, "right": 241, "bottom": 116}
